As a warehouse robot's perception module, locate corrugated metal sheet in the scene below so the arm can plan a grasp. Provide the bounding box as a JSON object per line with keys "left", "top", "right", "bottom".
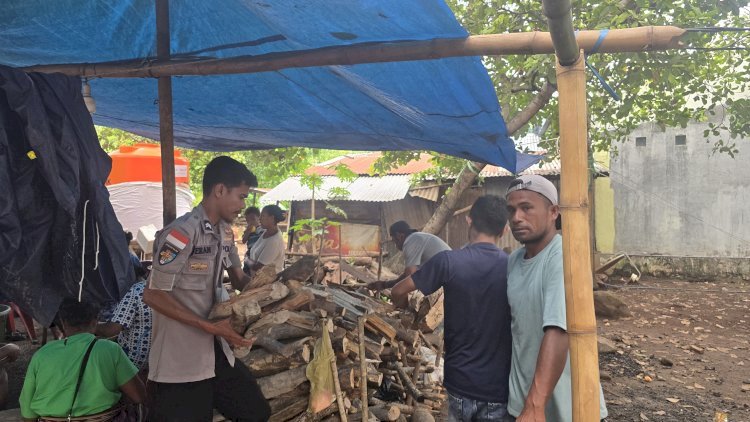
{"left": 262, "top": 175, "right": 411, "bottom": 203}
{"left": 480, "top": 158, "right": 608, "bottom": 177}
{"left": 408, "top": 185, "right": 441, "bottom": 202}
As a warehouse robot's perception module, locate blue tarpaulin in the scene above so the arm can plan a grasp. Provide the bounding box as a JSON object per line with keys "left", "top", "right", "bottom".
{"left": 1, "top": 0, "right": 539, "bottom": 172}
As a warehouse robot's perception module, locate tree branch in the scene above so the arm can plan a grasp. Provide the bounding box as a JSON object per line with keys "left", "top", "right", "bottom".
{"left": 422, "top": 81, "right": 557, "bottom": 235}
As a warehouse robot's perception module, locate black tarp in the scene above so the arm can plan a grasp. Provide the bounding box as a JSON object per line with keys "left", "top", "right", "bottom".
{"left": 0, "top": 66, "right": 134, "bottom": 325}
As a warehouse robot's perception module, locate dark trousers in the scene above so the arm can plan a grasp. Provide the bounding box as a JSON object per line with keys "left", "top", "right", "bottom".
{"left": 148, "top": 342, "right": 270, "bottom": 422}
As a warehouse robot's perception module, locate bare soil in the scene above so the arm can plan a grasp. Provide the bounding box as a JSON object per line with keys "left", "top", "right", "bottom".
{"left": 599, "top": 277, "right": 750, "bottom": 421}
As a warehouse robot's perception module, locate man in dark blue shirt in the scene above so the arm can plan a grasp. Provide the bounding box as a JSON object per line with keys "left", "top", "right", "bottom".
{"left": 392, "top": 195, "right": 512, "bottom": 421}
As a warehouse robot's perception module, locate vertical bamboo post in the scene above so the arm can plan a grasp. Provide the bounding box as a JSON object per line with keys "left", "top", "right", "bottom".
{"left": 156, "top": 0, "right": 176, "bottom": 225}
{"left": 358, "top": 315, "right": 369, "bottom": 421}
{"left": 338, "top": 226, "right": 343, "bottom": 284}
{"left": 556, "top": 52, "right": 601, "bottom": 421}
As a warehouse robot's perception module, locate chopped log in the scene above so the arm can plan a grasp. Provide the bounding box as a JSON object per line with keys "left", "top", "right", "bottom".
{"left": 292, "top": 402, "right": 338, "bottom": 422}
{"left": 407, "top": 354, "right": 422, "bottom": 407}
{"left": 364, "top": 314, "right": 396, "bottom": 341}
{"left": 338, "top": 366, "right": 357, "bottom": 392}
{"left": 368, "top": 399, "right": 414, "bottom": 415}
{"left": 254, "top": 334, "right": 313, "bottom": 358}
{"left": 269, "top": 396, "right": 309, "bottom": 422}
{"left": 366, "top": 366, "right": 383, "bottom": 388}
{"left": 410, "top": 409, "right": 435, "bottom": 422}
{"left": 369, "top": 405, "right": 400, "bottom": 421}
{"left": 338, "top": 261, "right": 376, "bottom": 284}
{"left": 389, "top": 362, "right": 424, "bottom": 402}
{"left": 275, "top": 382, "right": 311, "bottom": 399}
{"left": 240, "top": 339, "right": 312, "bottom": 377}
{"left": 321, "top": 256, "right": 374, "bottom": 266}
{"left": 311, "top": 296, "right": 347, "bottom": 318}
{"left": 230, "top": 300, "right": 262, "bottom": 334}
{"left": 285, "top": 311, "right": 321, "bottom": 331}
{"left": 245, "top": 264, "right": 279, "bottom": 291}
{"left": 211, "top": 282, "right": 288, "bottom": 319}
{"left": 263, "top": 289, "right": 315, "bottom": 312}
{"left": 279, "top": 255, "right": 317, "bottom": 283}
{"left": 396, "top": 328, "right": 419, "bottom": 349}
{"left": 237, "top": 321, "right": 318, "bottom": 358}
{"left": 258, "top": 365, "right": 309, "bottom": 399}
{"left": 416, "top": 294, "right": 443, "bottom": 333}
{"left": 248, "top": 310, "right": 318, "bottom": 334}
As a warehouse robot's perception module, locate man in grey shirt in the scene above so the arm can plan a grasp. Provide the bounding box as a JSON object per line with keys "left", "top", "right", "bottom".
{"left": 369, "top": 221, "right": 451, "bottom": 290}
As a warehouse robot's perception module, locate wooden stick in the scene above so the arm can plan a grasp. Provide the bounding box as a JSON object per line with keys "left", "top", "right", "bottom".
{"left": 390, "top": 362, "right": 424, "bottom": 402}
{"left": 434, "top": 335, "right": 443, "bottom": 368}
{"left": 357, "top": 316, "right": 369, "bottom": 422}
{"left": 325, "top": 319, "right": 348, "bottom": 422}
{"left": 407, "top": 353, "right": 423, "bottom": 407}
{"left": 155, "top": 0, "right": 176, "bottom": 225}
{"left": 338, "top": 227, "right": 343, "bottom": 284}
{"left": 24, "top": 27, "right": 687, "bottom": 78}
{"left": 557, "top": 52, "right": 601, "bottom": 421}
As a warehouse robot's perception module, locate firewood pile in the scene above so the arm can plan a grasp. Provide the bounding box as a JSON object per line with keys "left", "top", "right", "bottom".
{"left": 212, "top": 256, "right": 445, "bottom": 422}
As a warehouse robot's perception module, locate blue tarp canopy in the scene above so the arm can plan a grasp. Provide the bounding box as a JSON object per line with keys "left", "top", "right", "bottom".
{"left": 1, "top": 0, "right": 538, "bottom": 172}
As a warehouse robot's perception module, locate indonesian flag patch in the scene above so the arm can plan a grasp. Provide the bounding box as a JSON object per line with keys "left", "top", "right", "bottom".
{"left": 159, "top": 229, "right": 189, "bottom": 265}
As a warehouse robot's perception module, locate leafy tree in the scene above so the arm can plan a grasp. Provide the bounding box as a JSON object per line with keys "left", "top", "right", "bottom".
{"left": 374, "top": 0, "right": 750, "bottom": 233}
{"left": 96, "top": 126, "right": 347, "bottom": 204}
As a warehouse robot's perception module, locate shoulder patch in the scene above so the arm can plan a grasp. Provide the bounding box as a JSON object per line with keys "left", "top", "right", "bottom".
{"left": 158, "top": 243, "right": 180, "bottom": 265}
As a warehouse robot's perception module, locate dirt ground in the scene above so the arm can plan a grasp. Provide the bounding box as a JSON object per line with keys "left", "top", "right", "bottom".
{"left": 599, "top": 277, "right": 750, "bottom": 422}
{"left": 1, "top": 277, "right": 748, "bottom": 421}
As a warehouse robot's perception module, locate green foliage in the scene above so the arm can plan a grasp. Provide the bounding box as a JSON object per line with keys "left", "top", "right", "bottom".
{"left": 374, "top": 0, "right": 750, "bottom": 174}
{"left": 96, "top": 126, "right": 152, "bottom": 152}
{"left": 95, "top": 126, "right": 347, "bottom": 204}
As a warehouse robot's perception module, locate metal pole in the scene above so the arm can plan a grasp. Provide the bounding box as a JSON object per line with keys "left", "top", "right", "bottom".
{"left": 156, "top": 0, "right": 176, "bottom": 225}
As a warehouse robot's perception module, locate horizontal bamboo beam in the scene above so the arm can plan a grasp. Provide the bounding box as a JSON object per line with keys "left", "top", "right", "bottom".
{"left": 22, "top": 26, "right": 685, "bottom": 78}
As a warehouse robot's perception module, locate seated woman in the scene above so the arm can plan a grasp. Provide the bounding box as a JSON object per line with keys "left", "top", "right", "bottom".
{"left": 20, "top": 298, "right": 145, "bottom": 421}
{"left": 245, "top": 205, "right": 286, "bottom": 276}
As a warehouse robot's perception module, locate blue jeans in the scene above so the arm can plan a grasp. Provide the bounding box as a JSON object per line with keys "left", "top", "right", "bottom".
{"left": 447, "top": 391, "right": 510, "bottom": 422}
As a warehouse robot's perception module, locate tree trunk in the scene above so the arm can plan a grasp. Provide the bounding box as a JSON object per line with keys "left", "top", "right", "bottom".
{"left": 422, "top": 82, "right": 557, "bottom": 236}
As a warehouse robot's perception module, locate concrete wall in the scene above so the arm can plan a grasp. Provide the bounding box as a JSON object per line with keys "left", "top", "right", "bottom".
{"left": 609, "top": 120, "right": 750, "bottom": 260}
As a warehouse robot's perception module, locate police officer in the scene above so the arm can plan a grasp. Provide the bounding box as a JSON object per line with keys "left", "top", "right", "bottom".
{"left": 143, "top": 156, "right": 271, "bottom": 422}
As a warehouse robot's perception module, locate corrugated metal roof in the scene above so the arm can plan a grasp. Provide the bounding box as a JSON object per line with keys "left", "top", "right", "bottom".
{"left": 480, "top": 159, "right": 608, "bottom": 177}
{"left": 261, "top": 175, "right": 411, "bottom": 203}
{"left": 306, "top": 152, "right": 435, "bottom": 176}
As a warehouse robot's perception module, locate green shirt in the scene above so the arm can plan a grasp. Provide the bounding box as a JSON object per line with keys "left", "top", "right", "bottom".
{"left": 20, "top": 333, "right": 138, "bottom": 419}
{"left": 507, "top": 235, "right": 608, "bottom": 420}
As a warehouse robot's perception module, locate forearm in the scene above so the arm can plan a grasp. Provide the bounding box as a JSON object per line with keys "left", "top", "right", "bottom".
{"left": 525, "top": 327, "right": 569, "bottom": 409}
{"left": 387, "top": 266, "right": 417, "bottom": 288}
{"left": 391, "top": 277, "right": 417, "bottom": 309}
{"left": 95, "top": 322, "right": 123, "bottom": 339}
{"left": 143, "top": 289, "right": 210, "bottom": 333}
{"left": 228, "top": 266, "right": 251, "bottom": 291}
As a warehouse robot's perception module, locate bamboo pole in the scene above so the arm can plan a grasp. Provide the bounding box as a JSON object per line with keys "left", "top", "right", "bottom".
{"left": 23, "top": 27, "right": 685, "bottom": 78}
{"left": 556, "top": 52, "right": 601, "bottom": 421}
{"left": 155, "top": 0, "right": 176, "bottom": 225}
{"left": 325, "top": 319, "right": 348, "bottom": 422}
{"left": 542, "top": 0, "right": 579, "bottom": 65}
{"left": 357, "top": 316, "right": 369, "bottom": 422}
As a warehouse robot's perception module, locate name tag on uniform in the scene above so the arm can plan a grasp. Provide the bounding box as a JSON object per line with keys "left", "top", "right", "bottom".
{"left": 192, "top": 246, "right": 213, "bottom": 255}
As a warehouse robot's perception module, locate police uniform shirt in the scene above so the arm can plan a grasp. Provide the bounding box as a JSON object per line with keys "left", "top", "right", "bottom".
{"left": 147, "top": 205, "right": 241, "bottom": 383}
